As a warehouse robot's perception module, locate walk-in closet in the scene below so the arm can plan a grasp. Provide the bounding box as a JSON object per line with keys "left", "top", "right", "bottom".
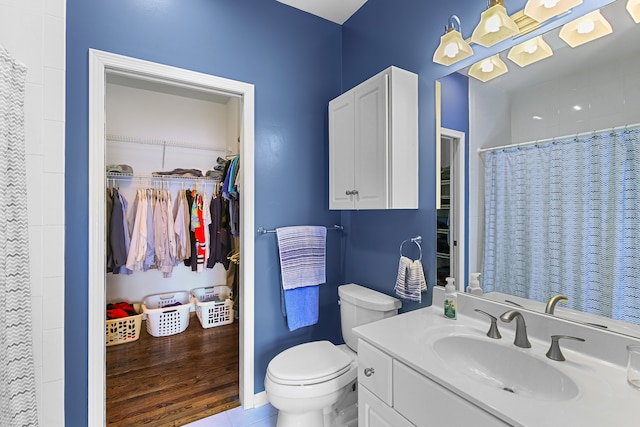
{"left": 104, "top": 71, "right": 242, "bottom": 426}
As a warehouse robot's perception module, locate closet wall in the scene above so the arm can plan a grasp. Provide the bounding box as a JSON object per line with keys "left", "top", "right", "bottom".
{"left": 105, "top": 74, "right": 240, "bottom": 303}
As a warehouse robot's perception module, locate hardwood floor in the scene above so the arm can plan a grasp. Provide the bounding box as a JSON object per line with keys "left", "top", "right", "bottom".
{"left": 106, "top": 314, "right": 240, "bottom": 427}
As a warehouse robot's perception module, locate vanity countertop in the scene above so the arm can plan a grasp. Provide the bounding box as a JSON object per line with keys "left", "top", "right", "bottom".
{"left": 353, "top": 292, "right": 640, "bottom": 427}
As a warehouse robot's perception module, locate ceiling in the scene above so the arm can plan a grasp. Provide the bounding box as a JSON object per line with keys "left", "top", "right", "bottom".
{"left": 276, "top": 0, "right": 368, "bottom": 24}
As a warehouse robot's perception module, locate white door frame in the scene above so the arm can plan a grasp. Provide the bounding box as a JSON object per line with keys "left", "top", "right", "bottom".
{"left": 440, "top": 127, "right": 466, "bottom": 290}
{"left": 88, "top": 49, "right": 255, "bottom": 426}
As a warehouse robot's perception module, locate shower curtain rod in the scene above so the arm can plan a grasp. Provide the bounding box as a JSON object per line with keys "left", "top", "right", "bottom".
{"left": 477, "top": 122, "right": 640, "bottom": 154}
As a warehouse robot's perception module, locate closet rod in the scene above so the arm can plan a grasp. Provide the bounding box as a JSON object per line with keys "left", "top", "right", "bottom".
{"left": 257, "top": 224, "right": 344, "bottom": 235}
{"left": 106, "top": 133, "right": 233, "bottom": 153}
{"left": 106, "top": 172, "right": 219, "bottom": 183}
{"left": 477, "top": 122, "right": 640, "bottom": 154}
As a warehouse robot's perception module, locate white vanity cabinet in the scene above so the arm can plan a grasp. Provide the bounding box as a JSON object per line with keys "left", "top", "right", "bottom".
{"left": 328, "top": 66, "right": 418, "bottom": 210}
{"left": 358, "top": 339, "right": 414, "bottom": 427}
{"left": 358, "top": 338, "right": 509, "bottom": 427}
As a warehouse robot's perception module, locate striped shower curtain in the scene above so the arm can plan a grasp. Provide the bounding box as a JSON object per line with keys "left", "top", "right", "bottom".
{"left": 483, "top": 128, "right": 640, "bottom": 325}
{"left": 0, "top": 46, "right": 39, "bottom": 426}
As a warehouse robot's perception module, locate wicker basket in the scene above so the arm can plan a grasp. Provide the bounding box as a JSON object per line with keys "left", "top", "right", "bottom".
{"left": 105, "top": 303, "right": 143, "bottom": 346}
{"left": 192, "top": 286, "right": 234, "bottom": 329}
{"left": 142, "top": 291, "right": 192, "bottom": 337}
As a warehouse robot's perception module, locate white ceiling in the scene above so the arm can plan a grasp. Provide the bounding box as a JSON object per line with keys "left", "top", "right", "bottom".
{"left": 276, "top": 0, "right": 368, "bottom": 24}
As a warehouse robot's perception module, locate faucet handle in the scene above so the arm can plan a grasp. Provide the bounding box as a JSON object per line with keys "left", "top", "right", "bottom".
{"left": 474, "top": 309, "right": 502, "bottom": 339}
{"left": 546, "top": 335, "right": 585, "bottom": 361}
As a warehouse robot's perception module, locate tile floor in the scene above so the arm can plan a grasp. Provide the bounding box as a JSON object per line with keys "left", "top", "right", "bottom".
{"left": 185, "top": 404, "right": 278, "bottom": 427}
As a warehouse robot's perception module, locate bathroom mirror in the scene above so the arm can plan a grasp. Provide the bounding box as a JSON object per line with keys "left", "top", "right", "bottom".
{"left": 440, "top": 0, "right": 640, "bottom": 338}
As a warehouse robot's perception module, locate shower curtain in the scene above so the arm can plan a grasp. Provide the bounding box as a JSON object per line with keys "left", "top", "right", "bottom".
{"left": 483, "top": 128, "right": 640, "bottom": 325}
{"left": 0, "top": 46, "right": 39, "bottom": 426}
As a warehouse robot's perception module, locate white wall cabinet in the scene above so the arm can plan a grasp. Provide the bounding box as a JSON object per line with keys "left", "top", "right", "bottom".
{"left": 358, "top": 338, "right": 509, "bottom": 427}
{"left": 329, "top": 66, "right": 418, "bottom": 210}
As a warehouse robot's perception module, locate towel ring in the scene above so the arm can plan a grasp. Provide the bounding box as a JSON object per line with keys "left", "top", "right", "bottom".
{"left": 400, "top": 236, "right": 422, "bottom": 261}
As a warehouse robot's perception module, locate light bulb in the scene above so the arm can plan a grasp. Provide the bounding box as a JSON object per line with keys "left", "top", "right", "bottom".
{"left": 577, "top": 20, "right": 595, "bottom": 34}
{"left": 481, "top": 60, "right": 495, "bottom": 73}
{"left": 444, "top": 42, "right": 460, "bottom": 58}
{"left": 542, "top": 0, "right": 561, "bottom": 8}
{"left": 524, "top": 41, "right": 538, "bottom": 54}
{"left": 485, "top": 15, "right": 501, "bottom": 33}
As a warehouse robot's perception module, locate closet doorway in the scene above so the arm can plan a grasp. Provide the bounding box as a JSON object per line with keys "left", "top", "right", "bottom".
{"left": 88, "top": 50, "right": 255, "bottom": 426}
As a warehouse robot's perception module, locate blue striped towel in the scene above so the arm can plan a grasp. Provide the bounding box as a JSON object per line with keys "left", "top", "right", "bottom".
{"left": 276, "top": 226, "right": 327, "bottom": 290}
{"left": 394, "top": 256, "right": 426, "bottom": 302}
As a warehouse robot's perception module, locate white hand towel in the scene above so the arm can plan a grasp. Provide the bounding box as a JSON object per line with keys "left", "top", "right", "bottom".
{"left": 276, "top": 226, "right": 327, "bottom": 290}
{"left": 394, "top": 256, "right": 426, "bottom": 302}
{"left": 394, "top": 256, "right": 413, "bottom": 300}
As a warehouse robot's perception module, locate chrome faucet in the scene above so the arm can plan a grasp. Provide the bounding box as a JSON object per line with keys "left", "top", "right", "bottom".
{"left": 500, "top": 310, "right": 531, "bottom": 348}
{"left": 545, "top": 294, "right": 568, "bottom": 315}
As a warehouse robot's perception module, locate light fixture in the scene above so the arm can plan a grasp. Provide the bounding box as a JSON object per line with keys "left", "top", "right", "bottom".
{"left": 507, "top": 35, "right": 553, "bottom": 67}
{"left": 628, "top": 0, "right": 640, "bottom": 23}
{"left": 559, "top": 10, "right": 612, "bottom": 47}
{"left": 471, "top": 0, "right": 520, "bottom": 47}
{"left": 468, "top": 55, "right": 509, "bottom": 82}
{"left": 433, "top": 15, "right": 474, "bottom": 66}
{"left": 523, "top": 0, "right": 583, "bottom": 23}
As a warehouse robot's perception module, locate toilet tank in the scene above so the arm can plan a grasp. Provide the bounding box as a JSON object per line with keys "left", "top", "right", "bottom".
{"left": 339, "top": 284, "right": 401, "bottom": 352}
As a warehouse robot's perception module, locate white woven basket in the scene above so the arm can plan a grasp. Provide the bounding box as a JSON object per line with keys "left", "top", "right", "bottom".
{"left": 192, "top": 286, "right": 234, "bottom": 329}
{"left": 142, "top": 291, "right": 192, "bottom": 337}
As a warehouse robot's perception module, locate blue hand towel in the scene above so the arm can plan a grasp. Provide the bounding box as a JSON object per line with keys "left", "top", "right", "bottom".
{"left": 284, "top": 286, "right": 319, "bottom": 331}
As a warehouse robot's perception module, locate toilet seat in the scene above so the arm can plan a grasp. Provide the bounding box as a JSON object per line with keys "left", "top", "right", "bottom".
{"left": 267, "top": 341, "right": 354, "bottom": 386}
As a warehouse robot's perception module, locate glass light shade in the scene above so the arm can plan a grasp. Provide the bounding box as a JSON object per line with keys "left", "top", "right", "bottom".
{"left": 468, "top": 55, "right": 509, "bottom": 82}
{"left": 559, "top": 10, "right": 613, "bottom": 47}
{"left": 433, "top": 29, "right": 474, "bottom": 66}
{"left": 471, "top": 3, "right": 520, "bottom": 47}
{"left": 507, "top": 36, "right": 554, "bottom": 67}
{"left": 524, "top": 0, "right": 583, "bottom": 23}
{"left": 628, "top": 0, "right": 640, "bottom": 23}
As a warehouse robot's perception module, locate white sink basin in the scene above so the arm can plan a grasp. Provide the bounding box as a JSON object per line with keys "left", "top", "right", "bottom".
{"left": 433, "top": 335, "right": 579, "bottom": 401}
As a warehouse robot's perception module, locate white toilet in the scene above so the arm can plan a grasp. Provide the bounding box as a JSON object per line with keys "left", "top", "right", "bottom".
{"left": 264, "top": 283, "right": 401, "bottom": 427}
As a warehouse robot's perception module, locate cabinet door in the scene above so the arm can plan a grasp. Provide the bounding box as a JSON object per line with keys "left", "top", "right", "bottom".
{"left": 358, "top": 339, "right": 394, "bottom": 406}
{"left": 359, "top": 385, "right": 414, "bottom": 427}
{"left": 353, "top": 73, "right": 389, "bottom": 209}
{"left": 393, "top": 360, "right": 510, "bottom": 427}
{"left": 329, "top": 92, "right": 356, "bottom": 209}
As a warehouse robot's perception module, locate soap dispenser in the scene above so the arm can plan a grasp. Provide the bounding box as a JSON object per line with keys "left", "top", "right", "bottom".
{"left": 444, "top": 277, "right": 457, "bottom": 319}
{"left": 467, "top": 273, "right": 483, "bottom": 296}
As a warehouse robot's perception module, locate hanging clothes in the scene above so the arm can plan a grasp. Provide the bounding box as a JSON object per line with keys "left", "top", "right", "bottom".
{"left": 143, "top": 189, "right": 155, "bottom": 271}
{"left": 184, "top": 189, "right": 196, "bottom": 269}
{"left": 105, "top": 177, "right": 225, "bottom": 276}
{"left": 109, "top": 189, "right": 132, "bottom": 275}
{"left": 207, "top": 189, "right": 232, "bottom": 270}
{"left": 191, "top": 191, "right": 206, "bottom": 273}
{"left": 106, "top": 188, "right": 113, "bottom": 272}
{"left": 173, "top": 189, "right": 190, "bottom": 263}
{"left": 126, "top": 189, "right": 148, "bottom": 271}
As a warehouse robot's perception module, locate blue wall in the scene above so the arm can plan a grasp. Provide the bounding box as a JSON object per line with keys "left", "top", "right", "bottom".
{"left": 65, "top": 0, "right": 342, "bottom": 424}
{"left": 65, "top": 0, "right": 615, "bottom": 424}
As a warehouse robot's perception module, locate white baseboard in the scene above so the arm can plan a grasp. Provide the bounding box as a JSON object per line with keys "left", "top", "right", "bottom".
{"left": 253, "top": 391, "right": 270, "bottom": 408}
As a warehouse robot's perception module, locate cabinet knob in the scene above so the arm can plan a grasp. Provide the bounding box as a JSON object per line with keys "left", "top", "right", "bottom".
{"left": 345, "top": 190, "right": 352, "bottom": 196}
{"left": 364, "top": 367, "right": 375, "bottom": 377}
{"left": 352, "top": 190, "right": 359, "bottom": 195}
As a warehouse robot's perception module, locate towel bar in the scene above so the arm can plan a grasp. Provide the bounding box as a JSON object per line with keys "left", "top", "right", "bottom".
{"left": 257, "top": 224, "right": 344, "bottom": 235}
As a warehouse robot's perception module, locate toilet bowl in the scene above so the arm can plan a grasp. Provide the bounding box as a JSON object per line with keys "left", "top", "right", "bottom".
{"left": 264, "top": 284, "right": 401, "bottom": 427}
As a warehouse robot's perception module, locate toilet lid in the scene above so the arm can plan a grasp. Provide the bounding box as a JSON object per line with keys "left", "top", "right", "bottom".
{"left": 268, "top": 341, "right": 354, "bottom": 385}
